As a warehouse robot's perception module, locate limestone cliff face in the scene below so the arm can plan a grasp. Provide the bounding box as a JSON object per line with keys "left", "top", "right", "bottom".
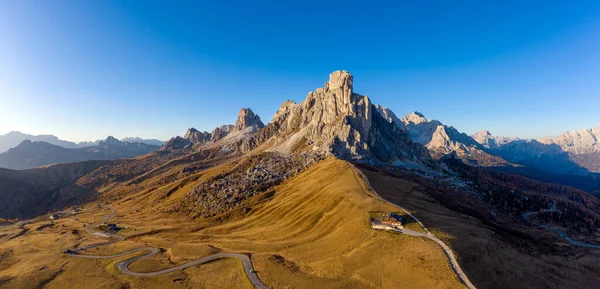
{"left": 241, "top": 70, "right": 431, "bottom": 166}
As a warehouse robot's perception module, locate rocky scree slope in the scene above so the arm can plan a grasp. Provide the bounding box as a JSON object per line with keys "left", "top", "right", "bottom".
{"left": 175, "top": 151, "right": 325, "bottom": 218}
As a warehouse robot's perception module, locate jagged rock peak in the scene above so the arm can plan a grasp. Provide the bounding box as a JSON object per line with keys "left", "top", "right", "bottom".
{"left": 184, "top": 127, "right": 211, "bottom": 144}
{"left": 401, "top": 111, "right": 428, "bottom": 125}
{"left": 102, "top": 136, "right": 121, "bottom": 146}
{"left": 251, "top": 70, "right": 432, "bottom": 167}
{"left": 474, "top": 130, "right": 492, "bottom": 137}
{"left": 325, "top": 70, "right": 353, "bottom": 92}
{"left": 233, "top": 108, "right": 265, "bottom": 132}
{"left": 211, "top": 125, "right": 233, "bottom": 142}
{"left": 272, "top": 100, "right": 296, "bottom": 119}
{"left": 161, "top": 136, "right": 191, "bottom": 151}
{"left": 184, "top": 127, "right": 198, "bottom": 138}
{"left": 374, "top": 104, "right": 401, "bottom": 125}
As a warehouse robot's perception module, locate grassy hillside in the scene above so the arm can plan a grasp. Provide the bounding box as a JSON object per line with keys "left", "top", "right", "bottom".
{"left": 0, "top": 158, "right": 464, "bottom": 288}
{"left": 0, "top": 160, "right": 109, "bottom": 219}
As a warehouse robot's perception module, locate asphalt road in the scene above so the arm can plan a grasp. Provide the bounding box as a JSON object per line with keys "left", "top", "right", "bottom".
{"left": 522, "top": 200, "right": 600, "bottom": 249}
{"left": 65, "top": 206, "right": 268, "bottom": 289}
{"left": 353, "top": 165, "right": 477, "bottom": 289}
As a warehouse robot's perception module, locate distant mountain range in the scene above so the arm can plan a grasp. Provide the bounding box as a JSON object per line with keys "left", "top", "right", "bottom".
{"left": 0, "top": 131, "right": 164, "bottom": 153}
{"left": 375, "top": 107, "right": 510, "bottom": 167}
{"left": 0, "top": 131, "right": 79, "bottom": 152}
{"left": 372, "top": 106, "right": 600, "bottom": 175}
{"left": 472, "top": 127, "right": 600, "bottom": 174}
{"left": 0, "top": 136, "right": 160, "bottom": 170}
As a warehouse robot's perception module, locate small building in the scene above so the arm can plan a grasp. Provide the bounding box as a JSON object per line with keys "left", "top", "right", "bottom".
{"left": 381, "top": 212, "right": 404, "bottom": 228}
{"left": 49, "top": 214, "right": 58, "bottom": 220}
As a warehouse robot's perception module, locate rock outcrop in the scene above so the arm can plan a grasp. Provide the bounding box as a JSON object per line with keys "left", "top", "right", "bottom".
{"left": 162, "top": 136, "right": 192, "bottom": 151}
{"left": 184, "top": 128, "right": 211, "bottom": 144}
{"left": 241, "top": 70, "right": 432, "bottom": 167}
{"left": 232, "top": 109, "right": 264, "bottom": 132}
{"left": 211, "top": 125, "right": 234, "bottom": 142}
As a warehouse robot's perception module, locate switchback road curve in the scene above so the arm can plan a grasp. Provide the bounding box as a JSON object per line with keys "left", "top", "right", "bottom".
{"left": 65, "top": 206, "right": 268, "bottom": 289}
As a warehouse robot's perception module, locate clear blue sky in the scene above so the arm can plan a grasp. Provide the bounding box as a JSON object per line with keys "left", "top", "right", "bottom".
{"left": 1, "top": 1, "right": 599, "bottom": 142}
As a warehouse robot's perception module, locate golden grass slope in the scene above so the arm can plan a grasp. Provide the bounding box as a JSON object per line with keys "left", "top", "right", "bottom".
{"left": 0, "top": 158, "right": 464, "bottom": 288}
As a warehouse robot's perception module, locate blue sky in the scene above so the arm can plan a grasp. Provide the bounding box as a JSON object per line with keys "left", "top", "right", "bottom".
{"left": 1, "top": 1, "right": 599, "bottom": 142}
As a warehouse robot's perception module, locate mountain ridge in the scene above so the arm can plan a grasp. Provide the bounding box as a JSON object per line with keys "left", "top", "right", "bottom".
{"left": 473, "top": 128, "right": 600, "bottom": 173}
{"left": 0, "top": 137, "right": 159, "bottom": 170}
{"left": 375, "top": 105, "right": 510, "bottom": 167}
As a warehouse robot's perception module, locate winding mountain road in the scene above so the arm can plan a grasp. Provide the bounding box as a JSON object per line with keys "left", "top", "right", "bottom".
{"left": 65, "top": 206, "right": 268, "bottom": 289}
{"left": 353, "top": 166, "right": 477, "bottom": 289}
{"left": 522, "top": 200, "right": 600, "bottom": 249}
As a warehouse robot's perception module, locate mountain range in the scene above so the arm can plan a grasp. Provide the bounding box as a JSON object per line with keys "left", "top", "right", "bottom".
{"left": 0, "top": 136, "right": 160, "bottom": 170}
{"left": 472, "top": 128, "right": 600, "bottom": 174}
{"left": 0, "top": 131, "right": 164, "bottom": 153}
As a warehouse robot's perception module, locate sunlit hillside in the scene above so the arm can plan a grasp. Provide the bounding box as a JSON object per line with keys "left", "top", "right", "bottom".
{"left": 0, "top": 158, "right": 464, "bottom": 288}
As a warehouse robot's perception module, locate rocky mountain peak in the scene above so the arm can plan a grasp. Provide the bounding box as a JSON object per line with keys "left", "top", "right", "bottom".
{"left": 240, "top": 70, "right": 432, "bottom": 167}
{"left": 184, "top": 127, "right": 199, "bottom": 139}
{"left": 232, "top": 108, "right": 265, "bottom": 132}
{"left": 374, "top": 104, "right": 401, "bottom": 125}
{"left": 401, "top": 111, "right": 429, "bottom": 125}
{"left": 183, "top": 127, "right": 211, "bottom": 144}
{"left": 211, "top": 125, "right": 234, "bottom": 142}
{"left": 103, "top": 136, "right": 121, "bottom": 146}
{"left": 471, "top": 130, "right": 493, "bottom": 142}
{"left": 325, "top": 70, "right": 353, "bottom": 92}
{"left": 471, "top": 131, "right": 516, "bottom": 150}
